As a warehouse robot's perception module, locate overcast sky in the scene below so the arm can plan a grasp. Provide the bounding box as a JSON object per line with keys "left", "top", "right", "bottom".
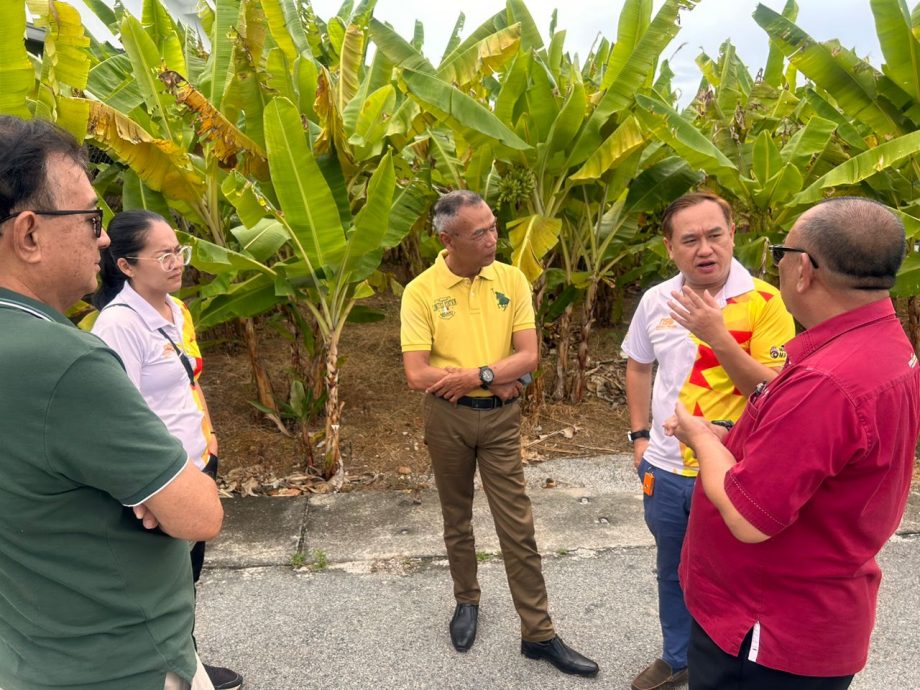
{"left": 69, "top": 0, "right": 881, "bottom": 104}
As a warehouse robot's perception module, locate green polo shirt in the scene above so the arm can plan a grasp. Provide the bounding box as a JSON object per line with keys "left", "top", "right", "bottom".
{"left": 0, "top": 289, "right": 197, "bottom": 690}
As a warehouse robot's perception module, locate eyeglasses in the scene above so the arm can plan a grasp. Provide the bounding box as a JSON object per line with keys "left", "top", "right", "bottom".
{"left": 127, "top": 245, "right": 193, "bottom": 271}
{"left": 0, "top": 208, "right": 105, "bottom": 238}
{"left": 769, "top": 244, "right": 819, "bottom": 269}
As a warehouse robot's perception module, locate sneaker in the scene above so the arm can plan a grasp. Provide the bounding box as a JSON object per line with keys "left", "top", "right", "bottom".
{"left": 204, "top": 664, "right": 243, "bottom": 690}
{"left": 631, "top": 658, "right": 688, "bottom": 690}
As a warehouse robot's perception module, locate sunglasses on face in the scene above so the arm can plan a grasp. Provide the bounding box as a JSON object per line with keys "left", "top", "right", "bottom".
{"left": 0, "top": 208, "right": 105, "bottom": 238}
{"left": 769, "top": 244, "right": 819, "bottom": 269}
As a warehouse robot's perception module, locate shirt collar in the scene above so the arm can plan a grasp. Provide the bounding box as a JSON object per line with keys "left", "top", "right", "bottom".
{"left": 110, "top": 282, "right": 181, "bottom": 331}
{"left": 0, "top": 288, "right": 74, "bottom": 326}
{"left": 435, "top": 250, "right": 497, "bottom": 289}
{"left": 677, "top": 258, "right": 754, "bottom": 305}
{"left": 785, "top": 298, "right": 896, "bottom": 364}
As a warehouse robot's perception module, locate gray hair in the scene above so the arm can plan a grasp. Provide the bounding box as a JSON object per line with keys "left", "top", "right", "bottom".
{"left": 432, "top": 190, "right": 484, "bottom": 235}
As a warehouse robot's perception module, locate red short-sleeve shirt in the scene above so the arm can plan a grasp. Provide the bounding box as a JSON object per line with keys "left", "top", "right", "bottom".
{"left": 680, "top": 299, "right": 920, "bottom": 677}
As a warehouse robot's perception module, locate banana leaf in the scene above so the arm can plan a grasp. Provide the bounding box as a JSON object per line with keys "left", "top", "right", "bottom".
{"left": 200, "top": 0, "right": 239, "bottom": 111}
{"left": 230, "top": 218, "right": 290, "bottom": 262}
{"left": 440, "top": 12, "right": 466, "bottom": 65}
{"left": 89, "top": 55, "right": 144, "bottom": 114}
{"left": 871, "top": 0, "right": 920, "bottom": 100}
{"left": 400, "top": 68, "right": 531, "bottom": 151}
{"left": 763, "top": 0, "right": 798, "bottom": 87}
{"left": 196, "top": 273, "right": 279, "bottom": 329}
{"left": 0, "top": 3, "right": 33, "bottom": 117}
{"left": 753, "top": 4, "right": 907, "bottom": 138}
{"left": 368, "top": 19, "right": 436, "bottom": 74}
{"left": 780, "top": 115, "right": 836, "bottom": 173}
{"left": 505, "top": 0, "right": 543, "bottom": 51}
{"left": 634, "top": 94, "right": 742, "bottom": 196}
{"left": 792, "top": 128, "right": 920, "bottom": 206}
{"left": 159, "top": 70, "right": 269, "bottom": 179}
{"left": 84, "top": 99, "right": 205, "bottom": 204}
{"left": 386, "top": 179, "right": 436, "bottom": 249}
{"left": 624, "top": 157, "right": 703, "bottom": 214}
{"left": 508, "top": 214, "right": 563, "bottom": 282}
{"left": 121, "top": 168, "right": 172, "bottom": 218}
{"left": 142, "top": 0, "right": 187, "bottom": 77}
{"left": 338, "top": 24, "right": 365, "bottom": 113}
{"left": 570, "top": 115, "right": 645, "bottom": 182}
{"left": 260, "top": 0, "right": 310, "bottom": 62}
{"left": 32, "top": 0, "right": 90, "bottom": 92}
{"left": 341, "top": 152, "right": 395, "bottom": 282}
{"left": 120, "top": 15, "right": 182, "bottom": 143}
{"left": 263, "top": 97, "right": 346, "bottom": 269}
{"left": 602, "top": 0, "right": 652, "bottom": 90}
{"left": 437, "top": 24, "right": 521, "bottom": 88}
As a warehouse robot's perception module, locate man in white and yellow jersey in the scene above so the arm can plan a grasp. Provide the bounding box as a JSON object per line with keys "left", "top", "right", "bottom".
{"left": 622, "top": 192, "right": 795, "bottom": 690}
{"left": 401, "top": 190, "right": 598, "bottom": 677}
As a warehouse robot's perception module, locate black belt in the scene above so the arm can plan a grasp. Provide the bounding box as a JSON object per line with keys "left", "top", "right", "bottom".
{"left": 454, "top": 395, "right": 518, "bottom": 410}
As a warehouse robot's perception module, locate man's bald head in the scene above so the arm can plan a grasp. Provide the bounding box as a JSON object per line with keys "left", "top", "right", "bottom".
{"left": 797, "top": 197, "right": 905, "bottom": 291}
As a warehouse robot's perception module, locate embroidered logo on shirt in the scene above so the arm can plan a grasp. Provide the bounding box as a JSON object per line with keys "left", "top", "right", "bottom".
{"left": 769, "top": 345, "right": 787, "bottom": 359}
{"left": 655, "top": 317, "right": 677, "bottom": 330}
{"left": 432, "top": 296, "right": 457, "bottom": 319}
{"left": 493, "top": 290, "right": 510, "bottom": 311}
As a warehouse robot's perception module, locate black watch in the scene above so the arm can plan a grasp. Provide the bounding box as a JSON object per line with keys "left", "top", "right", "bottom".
{"left": 479, "top": 366, "right": 495, "bottom": 389}
{"left": 627, "top": 429, "right": 650, "bottom": 443}
{"left": 711, "top": 420, "right": 734, "bottom": 431}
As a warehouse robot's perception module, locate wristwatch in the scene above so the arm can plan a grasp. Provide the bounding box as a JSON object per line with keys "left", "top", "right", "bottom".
{"left": 479, "top": 366, "right": 495, "bottom": 389}
{"left": 627, "top": 429, "right": 650, "bottom": 443}
{"left": 711, "top": 420, "right": 734, "bottom": 431}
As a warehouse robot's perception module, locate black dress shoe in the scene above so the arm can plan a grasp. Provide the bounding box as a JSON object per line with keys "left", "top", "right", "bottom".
{"left": 521, "top": 635, "right": 599, "bottom": 677}
{"left": 449, "top": 603, "right": 479, "bottom": 652}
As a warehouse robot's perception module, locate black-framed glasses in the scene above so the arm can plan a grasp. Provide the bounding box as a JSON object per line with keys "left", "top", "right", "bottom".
{"left": 0, "top": 208, "right": 105, "bottom": 238}
{"left": 769, "top": 244, "right": 819, "bottom": 268}
{"left": 126, "top": 245, "right": 193, "bottom": 271}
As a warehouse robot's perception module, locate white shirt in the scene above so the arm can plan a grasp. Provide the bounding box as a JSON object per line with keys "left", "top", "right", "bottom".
{"left": 621, "top": 259, "right": 761, "bottom": 474}
{"left": 92, "top": 283, "right": 207, "bottom": 469}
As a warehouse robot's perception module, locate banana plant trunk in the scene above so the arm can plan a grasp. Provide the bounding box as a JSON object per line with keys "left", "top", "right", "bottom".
{"left": 908, "top": 296, "right": 920, "bottom": 357}
{"left": 553, "top": 304, "right": 573, "bottom": 400}
{"left": 323, "top": 333, "right": 345, "bottom": 487}
{"left": 243, "top": 317, "right": 281, "bottom": 426}
{"left": 572, "top": 282, "right": 598, "bottom": 404}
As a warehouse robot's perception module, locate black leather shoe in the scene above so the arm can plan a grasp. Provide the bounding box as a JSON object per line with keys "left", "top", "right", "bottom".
{"left": 521, "top": 635, "right": 599, "bottom": 677}
{"left": 449, "top": 603, "right": 479, "bottom": 652}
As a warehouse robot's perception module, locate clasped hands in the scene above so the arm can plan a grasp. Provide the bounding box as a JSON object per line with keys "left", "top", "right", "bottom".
{"left": 426, "top": 367, "right": 523, "bottom": 403}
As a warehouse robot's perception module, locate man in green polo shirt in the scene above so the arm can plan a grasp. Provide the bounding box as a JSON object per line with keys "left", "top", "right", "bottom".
{"left": 0, "top": 116, "right": 223, "bottom": 690}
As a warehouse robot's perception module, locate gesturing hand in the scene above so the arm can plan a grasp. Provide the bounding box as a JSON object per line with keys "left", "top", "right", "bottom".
{"left": 668, "top": 287, "right": 727, "bottom": 345}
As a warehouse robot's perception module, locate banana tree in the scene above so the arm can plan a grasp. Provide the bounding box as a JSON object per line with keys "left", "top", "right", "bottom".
{"left": 753, "top": 0, "right": 920, "bottom": 347}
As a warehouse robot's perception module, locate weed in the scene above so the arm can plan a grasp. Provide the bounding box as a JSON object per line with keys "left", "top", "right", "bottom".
{"left": 290, "top": 551, "right": 306, "bottom": 569}
{"left": 312, "top": 548, "right": 329, "bottom": 571}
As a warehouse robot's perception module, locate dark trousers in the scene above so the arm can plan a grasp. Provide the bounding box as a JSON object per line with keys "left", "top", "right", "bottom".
{"left": 689, "top": 619, "right": 854, "bottom": 690}
{"left": 191, "top": 454, "right": 218, "bottom": 582}
{"left": 423, "top": 395, "right": 555, "bottom": 641}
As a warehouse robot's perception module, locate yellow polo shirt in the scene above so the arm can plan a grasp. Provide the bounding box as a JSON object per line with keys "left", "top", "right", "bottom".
{"left": 401, "top": 251, "right": 534, "bottom": 395}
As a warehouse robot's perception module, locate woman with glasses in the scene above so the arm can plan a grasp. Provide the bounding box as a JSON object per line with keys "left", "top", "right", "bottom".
{"left": 91, "top": 210, "right": 243, "bottom": 690}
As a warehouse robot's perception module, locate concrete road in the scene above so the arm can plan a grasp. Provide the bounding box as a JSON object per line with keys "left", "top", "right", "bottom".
{"left": 196, "top": 456, "right": 920, "bottom": 690}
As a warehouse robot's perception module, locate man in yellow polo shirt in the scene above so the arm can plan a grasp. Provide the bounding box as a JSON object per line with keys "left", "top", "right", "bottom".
{"left": 400, "top": 190, "right": 598, "bottom": 677}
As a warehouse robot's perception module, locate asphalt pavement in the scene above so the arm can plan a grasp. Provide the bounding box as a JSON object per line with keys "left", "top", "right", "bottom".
{"left": 195, "top": 455, "right": 920, "bottom": 690}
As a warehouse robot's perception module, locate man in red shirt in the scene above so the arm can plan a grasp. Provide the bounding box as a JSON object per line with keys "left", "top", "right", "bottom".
{"left": 666, "top": 197, "right": 920, "bottom": 689}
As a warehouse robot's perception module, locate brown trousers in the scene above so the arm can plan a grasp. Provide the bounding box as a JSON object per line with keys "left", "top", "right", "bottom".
{"left": 423, "top": 395, "right": 555, "bottom": 641}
